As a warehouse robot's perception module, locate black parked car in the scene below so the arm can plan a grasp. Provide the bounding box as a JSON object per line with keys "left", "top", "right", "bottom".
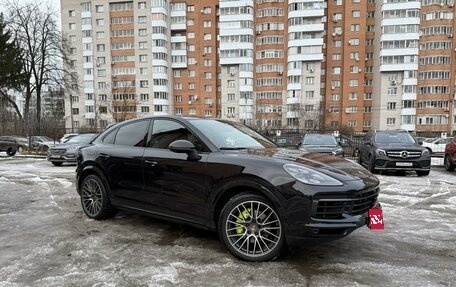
{"left": 0, "top": 136, "right": 29, "bottom": 156}
{"left": 358, "top": 130, "right": 431, "bottom": 176}
{"left": 76, "top": 116, "right": 381, "bottom": 261}
{"left": 47, "top": 133, "right": 98, "bottom": 166}
{"left": 299, "top": 133, "right": 344, "bottom": 156}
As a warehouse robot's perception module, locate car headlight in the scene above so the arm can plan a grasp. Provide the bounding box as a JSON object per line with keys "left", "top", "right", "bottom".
{"left": 283, "top": 163, "right": 343, "bottom": 186}
{"left": 421, "top": 149, "right": 430, "bottom": 156}
{"left": 375, "top": 148, "right": 386, "bottom": 156}
{"left": 332, "top": 148, "right": 344, "bottom": 156}
{"left": 67, "top": 146, "right": 80, "bottom": 151}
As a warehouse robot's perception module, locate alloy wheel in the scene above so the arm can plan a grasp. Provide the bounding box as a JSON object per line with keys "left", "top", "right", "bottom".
{"left": 225, "top": 200, "right": 282, "bottom": 258}
{"left": 81, "top": 178, "right": 103, "bottom": 217}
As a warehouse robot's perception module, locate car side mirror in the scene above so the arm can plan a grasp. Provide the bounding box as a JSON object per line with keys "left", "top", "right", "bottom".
{"left": 169, "top": 140, "right": 201, "bottom": 161}
{"left": 418, "top": 141, "right": 423, "bottom": 145}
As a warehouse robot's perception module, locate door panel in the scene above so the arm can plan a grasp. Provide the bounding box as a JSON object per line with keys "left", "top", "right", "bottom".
{"left": 142, "top": 149, "right": 212, "bottom": 223}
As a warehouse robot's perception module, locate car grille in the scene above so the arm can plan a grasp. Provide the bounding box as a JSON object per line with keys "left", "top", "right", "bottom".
{"left": 386, "top": 150, "right": 422, "bottom": 158}
{"left": 313, "top": 187, "right": 380, "bottom": 219}
{"left": 49, "top": 149, "right": 66, "bottom": 155}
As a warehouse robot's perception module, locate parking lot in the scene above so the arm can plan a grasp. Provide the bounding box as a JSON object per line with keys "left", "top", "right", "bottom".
{"left": 0, "top": 157, "right": 455, "bottom": 287}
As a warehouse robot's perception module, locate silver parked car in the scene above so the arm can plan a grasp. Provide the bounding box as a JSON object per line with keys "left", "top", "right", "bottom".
{"left": 47, "top": 133, "right": 98, "bottom": 166}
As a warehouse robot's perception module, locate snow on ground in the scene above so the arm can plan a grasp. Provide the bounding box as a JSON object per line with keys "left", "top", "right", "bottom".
{"left": 0, "top": 158, "right": 455, "bottom": 287}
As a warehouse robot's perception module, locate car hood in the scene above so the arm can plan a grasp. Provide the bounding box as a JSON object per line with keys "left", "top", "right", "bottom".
{"left": 300, "top": 145, "right": 340, "bottom": 152}
{"left": 232, "top": 148, "right": 377, "bottom": 183}
{"left": 50, "top": 143, "right": 88, "bottom": 150}
{"left": 375, "top": 143, "right": 424, "bottom": 150}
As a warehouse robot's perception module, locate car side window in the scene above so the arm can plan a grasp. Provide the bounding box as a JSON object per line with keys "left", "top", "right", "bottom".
{"left": 102, "top": 128, "right": 118, "bottom": 144}
{"left": 114, "top": 120, "right": 149, "bottom": 147}
{"left": 147, "top": 119, "right": 204, "bottom": 151}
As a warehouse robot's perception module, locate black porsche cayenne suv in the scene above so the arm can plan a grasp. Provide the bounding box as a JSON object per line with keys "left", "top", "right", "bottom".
{"left": 76, "top": 116, "right": 381, "bottom": 261}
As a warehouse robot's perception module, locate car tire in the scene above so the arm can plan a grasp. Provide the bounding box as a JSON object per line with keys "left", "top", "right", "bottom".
{"left": 51, "top": 162, "right": 63, "bottom": 166}
{"left": 80, "top": 174, "right": 117, "bottom": 220}
{"left": 6, "top": 147, "right": 16, "bottom": 156}
{"left": 218, "top": 193, "right": 285, "bottom": 262}
{"left": 444, "top": 154, "right": 455, "bottom": 171}
{"left": 368, "top": 155, "right": 377, "bottom": 174}
{"left": 416, "top": 170, "right": 430, "bottom": 176}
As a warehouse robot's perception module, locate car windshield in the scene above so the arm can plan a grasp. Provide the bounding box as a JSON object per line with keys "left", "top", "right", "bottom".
{"left": 303, "top": 134, "right": 337, "bottom": 145}
{"left": 190, "top": 119, "right": 277, "bottom": 149}
{"left": 66, "top": 134, "right": 97, "bottom": 144}
{"left": 375, "top": 133, "right": 416, "bottom": 144}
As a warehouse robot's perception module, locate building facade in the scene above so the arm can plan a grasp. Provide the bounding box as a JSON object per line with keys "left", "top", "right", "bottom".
{"left": 61, "top": 0, "right": 456, "bottom": 135}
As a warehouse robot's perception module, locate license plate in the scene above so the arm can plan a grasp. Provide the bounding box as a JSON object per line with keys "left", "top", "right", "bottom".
{"left": 396, "top": 162, "right": 412, "bottom": 167}
{"left": 51, "top": 155, "right": 62, "bottom": 159}
{"left": 368, "top": 208, "right": 384, "bottom": 230}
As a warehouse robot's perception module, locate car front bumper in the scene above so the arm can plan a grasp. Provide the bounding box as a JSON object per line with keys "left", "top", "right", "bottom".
{"left": 47, "top": 151, "right": 78, "bottom": 163}
{"left": 277, "top": 178, "right": 381, "bottom": 248}
{"left": 373, "top": 155, "right": 431, "bottom": 171}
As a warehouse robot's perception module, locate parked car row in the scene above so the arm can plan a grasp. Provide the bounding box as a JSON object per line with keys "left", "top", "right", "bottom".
{"left": 273, "top": 130, "right": 456, "bottom": 176}
{"left": 0, "top": 133, "right": 85, "bottom": 157}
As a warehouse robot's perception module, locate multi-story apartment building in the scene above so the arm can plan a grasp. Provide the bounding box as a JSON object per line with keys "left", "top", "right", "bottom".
{"left": 61, "top": 0, "right": 456, "bottom": 135}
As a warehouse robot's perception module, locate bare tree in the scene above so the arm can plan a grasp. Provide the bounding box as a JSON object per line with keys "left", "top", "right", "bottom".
{"left": 298, "top": 108, "right": 323, "bottom": 131}
{"left": 3, "top": 0, "right": 76, "bottom": 134}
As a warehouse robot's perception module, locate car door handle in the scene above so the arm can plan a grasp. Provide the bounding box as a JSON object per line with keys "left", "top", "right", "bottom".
{"left": 99, "top": 153, "right": 110, "bottom": 160}
{"left": 144, "top": 160, "right": 158, "bottom": 166}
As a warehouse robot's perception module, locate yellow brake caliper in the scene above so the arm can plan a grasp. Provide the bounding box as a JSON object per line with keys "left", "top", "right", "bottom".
{"left": 236, "top": 208, "right": 251, "bottom": 234}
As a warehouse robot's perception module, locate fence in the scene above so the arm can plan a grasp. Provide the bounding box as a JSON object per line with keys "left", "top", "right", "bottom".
{"left": 256, "top": 128, "right": 366, "bottom": 160}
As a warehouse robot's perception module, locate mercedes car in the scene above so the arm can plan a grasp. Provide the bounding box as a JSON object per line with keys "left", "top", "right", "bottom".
{"left": 76, "top": 116, "right": 381, "bottom": 262}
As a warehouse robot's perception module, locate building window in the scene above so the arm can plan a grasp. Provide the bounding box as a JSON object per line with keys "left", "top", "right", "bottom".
{"left": 139, "top": 55, "right": 147, "bottom": 62}
{"left": 140, "top": 80, "right": 148, "bottom": 88}
{"left": 227, "top": 80, "right": 235, "bottom": 88}
{"left": 139, "top": 29, "right": 147, "bottom": 36}
{"left": 138, "top": 16, "right": 147, "bottom": 23}
{"left": 69, "top": 23, "right": 76, "bottom": 30}
{"left": 99, "top": 107, "right": 107, "bottom": 114}
{"left": 141, "top": 106, "right": 150, "bottom": 113}
{"left": 138, "top": 2, "right": 146, "bottom": 9}
{"left": 96, "top": 5, "right": 104, "bottom": 12}
{"left": 387, "top": 118, "right": 396, "bottom": 125}
{"left": 72, "top": 108, "right": 79, "bottom": 115}
{"left": 69, "top": 10, "right": 76, "bottom": 17}
{"left": 387, "top": 102, "right": 396, "bottom": 110}
{"left": 141, "top": 94, "right": 149, "bottom": 101}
